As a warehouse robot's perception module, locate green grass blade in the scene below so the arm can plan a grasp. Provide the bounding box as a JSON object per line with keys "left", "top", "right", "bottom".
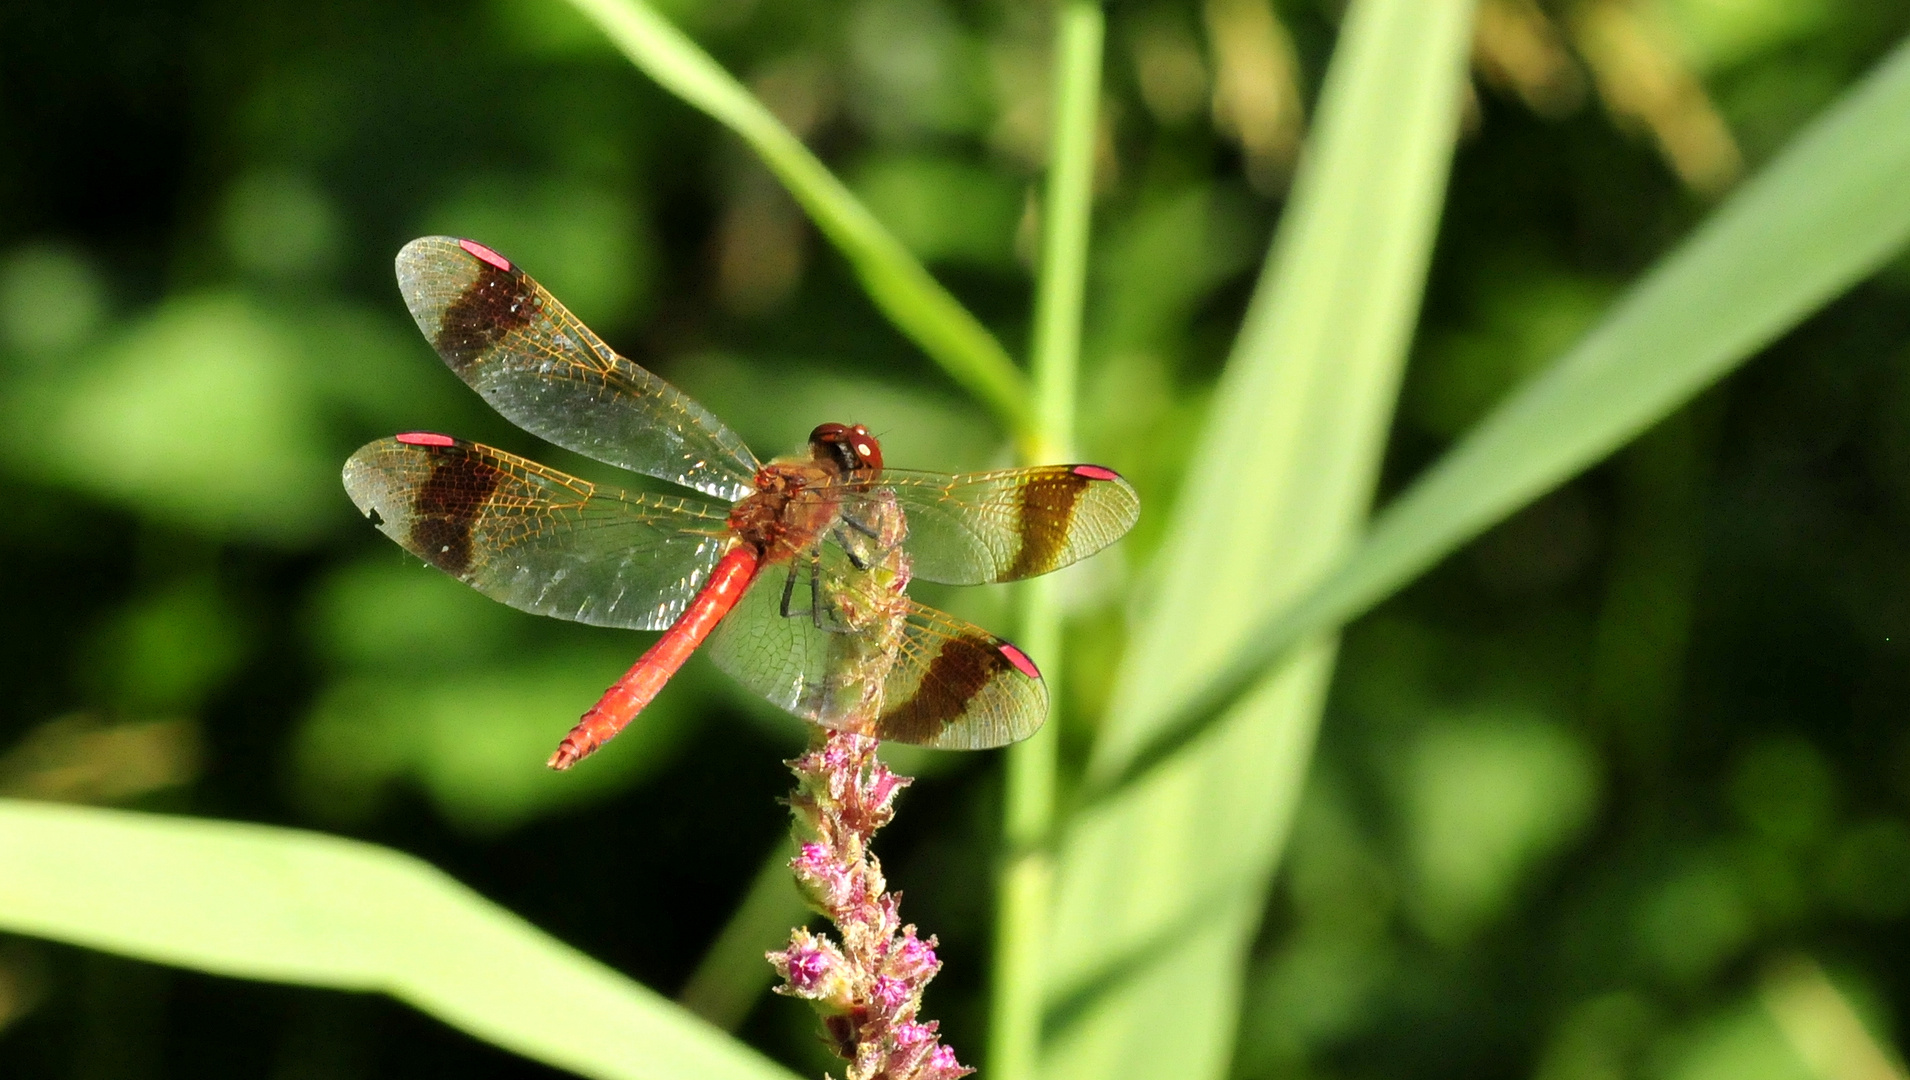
{"left": 1090, "top": 30, "right": 1910, "bottom": 797}
{"left": 1043, "top": 2, "right": 1479, "bottom": 1078}
{"left": 560, "top": 0, "right": 1035, "bottom": 447}
{"left": 0, "top": 799, "right": 799, "bottom": 1080}
{"left": 992, "top": 6, "right": 1104, "bottom": 1079}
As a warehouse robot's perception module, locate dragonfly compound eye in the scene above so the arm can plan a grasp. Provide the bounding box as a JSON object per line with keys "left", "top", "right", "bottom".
{"left": 848, "top": 425, "right": 883, "bottom": 471}
{"left": 809, "top": 422, "right": 880, "bottom": 474}
{"left": 808, "top": 422, "right": 848, "bottom": 445}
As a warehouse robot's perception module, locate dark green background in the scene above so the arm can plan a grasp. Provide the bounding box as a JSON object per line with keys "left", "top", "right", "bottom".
{"left": 3, "top": 1, "right": 1910, "bottom": 1077}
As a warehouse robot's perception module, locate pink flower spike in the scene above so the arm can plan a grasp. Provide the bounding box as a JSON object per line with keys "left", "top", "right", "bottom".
{"left": 786, "top": 943, "right": 834, "bottom": 992}
{"left": 867, "top": 766, "right": 907, "bottom": 812}
{"left": 821, "top": 741, "right": 854, "bottom": 772}
{"left": 883, "top": 1023, "right": 936, "bottom": 1077}
{"left": 769, "top": 930, "right": 851, "bottom": 1010}
{"left": 772, "top": 729, "right": 969, "bottom": 1078}
{"left": 790, "top": 841, "right": 856, "bottom": 912}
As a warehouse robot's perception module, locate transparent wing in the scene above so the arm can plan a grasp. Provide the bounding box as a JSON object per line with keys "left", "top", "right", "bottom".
{"left": 705, "top": 547, "right": 1047, "bottom": 749}
{"left": 823, "top": 465, "right": 1140, "bottom": 585}
{"left": 395, "top": 236, "right": 761, "bottom": 502}
{"left": 343, "top": 436, "right": 734, "bottom": 631}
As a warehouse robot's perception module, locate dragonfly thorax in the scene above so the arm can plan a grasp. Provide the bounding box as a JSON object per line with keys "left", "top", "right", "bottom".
{"left": 728, "top": 424, "right": 885, "bottom": 563}
{"left": 728, "top": 460, "right": 842, "bottom": 564}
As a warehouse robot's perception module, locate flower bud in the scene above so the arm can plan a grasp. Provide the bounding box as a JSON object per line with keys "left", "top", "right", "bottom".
{"left": 886, "top": 929, "right": 939, "bottom": 982}
{"left": 768, "top": 929, "right": 851, "bottom": 1010}
{"left": 791, "top": 841, "right": 856, "bottom": 913}
{"left": 919, "top": 1043, "right": 974, "bottom": 1080}
{"left": 869, "top": 975, "right": 913, "bottom": 1016}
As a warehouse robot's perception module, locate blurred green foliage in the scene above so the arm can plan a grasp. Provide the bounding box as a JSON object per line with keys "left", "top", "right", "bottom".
{"left": 4, "top": 0, "right": 1910, "bottom": 1078}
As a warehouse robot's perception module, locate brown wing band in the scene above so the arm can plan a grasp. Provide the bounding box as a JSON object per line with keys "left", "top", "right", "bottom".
{"left": 876, "top": 635, "right": 1015, "bottom": 744}
{"left": 409, "top": 448, "right": 504, "bottom": 576}
{"left": 434, "top": 259, "right": 539, "bottom": 373}
{"left": 1005, "top": 470, "right": 1091, "bottom": 579}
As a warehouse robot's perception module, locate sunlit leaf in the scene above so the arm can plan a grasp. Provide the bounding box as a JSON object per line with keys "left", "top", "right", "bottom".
{"left": 298, "top": 560, "right": 691, "bottom": 832}
{"left": 220, "top": 170, "right": 343, "bottom": 281}
{"left": 1397, "top": 709, "right": 1597, "bottom": 943}
{"left": 1043, "top": 2, "right": 1480, "bottom": 1078}
{"left": 295, "top": 652, "right": 691, "bottom": 833}
{"left": 843, "top": 0, "right": 990, "bottom": 139}
{"left": 0, "top": 243, "right": 107, "bottom": 360}
{"left": 850, "top": 153, "right": 1021, "bottom": 269}
{"left": 84, "top": 577, "right": 247, "bottom": 714}
{"left": 1105, "top": 33, "right": 1910, "bottom": 778}
{"left": 1661, "top": 998, "right": 1814, "bottom": 1080}
{"left": 0, "top": 799, "right": 799, "bottom": 1080}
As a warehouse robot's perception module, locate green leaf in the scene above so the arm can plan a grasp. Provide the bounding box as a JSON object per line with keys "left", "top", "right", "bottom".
{"left": 1098, "top": 29, "right": 1910, "bottom": 791}
{"left": 559, "top": 0, "right": 1034, "bottom": 448}
{"left": 0, "top": 799, "right": 798, "bottom": 1080}
{"left": 1043, "top": 2, "right": 1479, "bottom": 1078}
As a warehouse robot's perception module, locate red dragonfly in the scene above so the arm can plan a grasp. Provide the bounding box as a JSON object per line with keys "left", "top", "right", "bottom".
{"left": 344, "top": 237, "right": 1139, "bottom": 770}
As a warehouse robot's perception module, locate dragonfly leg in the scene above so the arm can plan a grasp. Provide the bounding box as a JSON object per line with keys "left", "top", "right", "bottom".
{"left": 779, "top": 561, "right": 814, "bottom": 620}
{"left": 838, "top": 510, "right": 881, "bottom": 539}
{"left": 807, "top": 552, "right": 827, "bottom": 631}
{"left": 777, "top": 550, "right": 849, "bottom": 633}
{"left": 799, "top": 551, "right": 859, "bottom": 635}
{"left": 833, "top": 525, "right": 873, "bottom": 571}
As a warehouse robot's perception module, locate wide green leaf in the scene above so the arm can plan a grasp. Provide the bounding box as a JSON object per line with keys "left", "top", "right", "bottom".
{"left": 0, "top": 799, "right": 798, "bottom": 1080}
{"left": 1098, "top": 29, "right": 1910, "bottom": 792}
{"left": 1042, "top": 2, "right": 1479, "bottom": 1079}
{"left": 560, "top": 0, "right": 1035, "bottom": 448}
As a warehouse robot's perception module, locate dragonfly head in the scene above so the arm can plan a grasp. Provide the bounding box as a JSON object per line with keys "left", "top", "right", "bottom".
{"left": 809, "top": 422, "right": 884, "bottom": 474}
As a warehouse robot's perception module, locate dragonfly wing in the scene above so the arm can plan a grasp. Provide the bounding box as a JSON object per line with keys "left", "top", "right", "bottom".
{"left": 395, "top": 236, "right": 761, "bottom": 502}
{"left": 835, "top": 465, "right": 1140, "bottom": 585}
{"left": 873, "top": 602, "right": 1047, "bottom": 749}
{"left": 705, "top": 558, "right": 845, "bottom": 723}
{"left": 705, "top": 547, "right": 1047, "bottom": 748}
{"left": 343, "top": 436, "right": 734, "bottom": 631}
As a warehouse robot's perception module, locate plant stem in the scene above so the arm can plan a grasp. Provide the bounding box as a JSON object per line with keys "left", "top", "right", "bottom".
{"left": 990, "top": 5, "right": 1103, "bottom": 1080}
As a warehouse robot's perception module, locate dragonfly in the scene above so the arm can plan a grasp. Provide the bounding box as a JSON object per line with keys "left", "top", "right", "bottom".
{"left": 343, "top": 237, "right": 1139, "bottom": 770}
